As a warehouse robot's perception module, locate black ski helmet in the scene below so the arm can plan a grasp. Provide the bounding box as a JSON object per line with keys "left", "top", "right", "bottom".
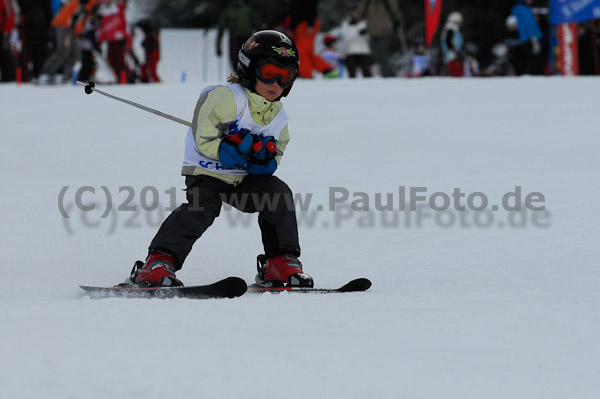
{"left": 237, "top": 30, "right": 300, "bottom": 98}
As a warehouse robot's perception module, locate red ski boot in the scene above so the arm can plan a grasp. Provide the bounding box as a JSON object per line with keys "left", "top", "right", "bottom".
{"left": 130, "top": 252, "right": 183, "bottom": 287}
{"left": 256, "top": 254, "right": 314, "bottom": 288}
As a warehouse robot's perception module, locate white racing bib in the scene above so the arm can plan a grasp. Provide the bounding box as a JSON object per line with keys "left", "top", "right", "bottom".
{"left": 182, "top": 83, "right": 288, "bottom": 175}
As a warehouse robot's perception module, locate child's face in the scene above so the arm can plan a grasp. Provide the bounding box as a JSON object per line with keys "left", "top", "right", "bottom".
{"left": 255, "top": 79, "right": 284, "bottom": 102}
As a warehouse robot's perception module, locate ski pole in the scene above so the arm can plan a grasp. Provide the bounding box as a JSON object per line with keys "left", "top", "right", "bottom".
{"left": 77, "top": 81, "right": 275, "bottom": 155}
{"left": 77, "top": 80, "right": 192, "bottom": 127}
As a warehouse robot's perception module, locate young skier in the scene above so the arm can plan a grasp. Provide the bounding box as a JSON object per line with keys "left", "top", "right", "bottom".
{"left": 125, "top": 30, "right": 314, "bottom": 289}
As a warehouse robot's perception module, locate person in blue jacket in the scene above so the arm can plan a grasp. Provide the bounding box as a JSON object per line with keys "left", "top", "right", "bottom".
{"left": 511, "top": 0, "right": 543, "bottom": 75}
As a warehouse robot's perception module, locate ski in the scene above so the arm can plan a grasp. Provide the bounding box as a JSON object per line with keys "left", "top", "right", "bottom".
{"left": 248, "top": 278, "right": 372, "bottom": 294}
{"left": 80, "top": 277, "right": 247, "bottom": 299}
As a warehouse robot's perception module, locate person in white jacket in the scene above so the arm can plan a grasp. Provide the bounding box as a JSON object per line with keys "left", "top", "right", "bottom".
{"left": 440, "top": 11, "right": 464, "bottom": 77}
{"left": 340, "top": 16, "right": 372, "bottom": 78}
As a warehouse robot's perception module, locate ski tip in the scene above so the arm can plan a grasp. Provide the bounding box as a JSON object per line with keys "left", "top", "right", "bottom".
{"left": 80, "top": 277, "right": 248, "bottom": 299}
{"left": 221, "top": 276, "right": 248, "bottom": 298}
{"left": 338, "top": 278, "right": 372, "bottom": 292}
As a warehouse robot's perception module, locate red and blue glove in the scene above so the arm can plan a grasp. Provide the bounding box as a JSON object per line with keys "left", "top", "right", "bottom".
{"left": 218, "top": 134, "right": 253, "bottom": 169}
{"left": 247, "top": 135, "right": 278, "bottom": 175}
{"left": 247, "top": 158, "right": 277, "bottom": 175}
{"left": 250, "top": 136, "right": 277, "bottom": 164}
{"left": 220, "top": 121, "right": 278, "bottom": 173}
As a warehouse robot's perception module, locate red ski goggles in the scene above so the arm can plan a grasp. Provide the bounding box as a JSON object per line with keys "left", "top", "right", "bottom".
{"left": 255, "top": 61, "right": 297, "bottom": 88}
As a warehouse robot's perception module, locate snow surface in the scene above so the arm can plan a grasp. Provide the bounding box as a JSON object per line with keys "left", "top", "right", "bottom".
{"left": 1, "top": 29, "right": 599, "bottom": 399}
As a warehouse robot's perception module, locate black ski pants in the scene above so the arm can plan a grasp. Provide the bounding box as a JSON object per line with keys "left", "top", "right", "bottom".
{"left": 149, "top": 174, "right": 300, "bottom": 268}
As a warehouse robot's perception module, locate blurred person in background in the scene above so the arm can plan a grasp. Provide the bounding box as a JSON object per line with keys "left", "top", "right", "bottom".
{"left": 76, "top": 0, "right": 99, "bottom": 81}
{"left": 511, "top": 0, "right": 543, "bottom": 75}
{"left": 18, "top": 0, "right": 53, "bottom": 81}
{"left": 339, "top": 14, "right": 371, "bottom": 78}
{"left": 289, "top": 0, "right": 335, "bottom": 78}
{"left": 463, "top": 42, "right": 479, "bottom": 77}
{"left": 97, "top": 0, "right": 129, "bottom": 82}
{"left": 136, "top": 18, "right": 160, "bottom": 82}
{"left": 351, "top": 0, "right": 402, "bottom": 77}
{"left": 0, "top": 0, "right": 17, "bottom": 81}
{"left": 409, "top": 37, "right": 432, "bottom": 77}
{"left": 38, "top": 0, "right": 96, "bottom": 84}
{"left": 216, "top": 0, "right": 260, "bottom": 72}
{"left": 320, "top": 33, "right": 341, "bottom": 78}
{"left": 440, "top": 11, "right": 464, "bottom": 77}
{"left": 503, "top": 15, "right": 526, "bottom": 75}
{"left": 483, "top": 43, "right": 516, "bottom": 77}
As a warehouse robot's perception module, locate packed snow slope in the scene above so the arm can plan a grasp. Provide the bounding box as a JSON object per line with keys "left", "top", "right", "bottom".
{"left": 1, "top": 32, "right": 599, "bottom": 399}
